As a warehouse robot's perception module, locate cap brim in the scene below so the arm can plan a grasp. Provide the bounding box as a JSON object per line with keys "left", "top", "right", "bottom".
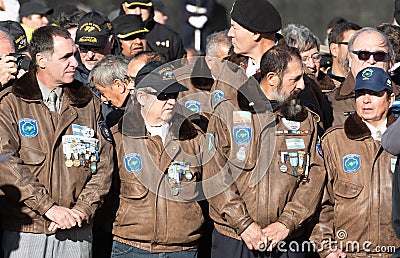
{"left": 124, "top": 1, "right": 153, "bottom": 7}
{"left": 117, "top": 28, "right": 149, "bottom": 39}
{"left": 160, "top": 82, "right": 189, "bottom": 94}
{"left": 354, "top": 84, "right": 391, "bottom": 92}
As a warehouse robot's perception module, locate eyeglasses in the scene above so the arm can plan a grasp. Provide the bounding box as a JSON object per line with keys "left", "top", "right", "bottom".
{"left": 124, "top": 75, "right": 136, "bottom": 84}
{"left": 146, "top": 91, "right": 179, "bottom": 101}
{"left": 351, "top": 50, "right": 388, "bottom": 62}
{"left": 301, "top": 53, "right": 321, "bottom": 63}
{"left": 336, "top": 42, "right": 349, "bottom": 45}
{"left": 79, "top": 45, "right": 105, "bottom": 53}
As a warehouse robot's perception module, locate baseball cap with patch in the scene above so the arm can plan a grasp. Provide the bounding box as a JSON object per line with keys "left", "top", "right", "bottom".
{"left": 76, "top": 11, "right": 113, "bottom": 47}
{"left": 230, "top": 0, "right": 281, "bottom": 33}
{"left": 354, "top": 67, "right": 393, "bottom": 92}
{"left": 0, "top": 21, "right": 28, "bottom": 52}
{"left": 135, "top": 61, "right": 188, "bottom": 94}
{"left": 112, "top": 14, "right": 148, "bottom": 39}
{"left": 123, "top": 0, "right": 153, "bottom": 8}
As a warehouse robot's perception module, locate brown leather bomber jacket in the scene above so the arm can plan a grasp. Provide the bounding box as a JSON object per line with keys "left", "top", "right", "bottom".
{"left": 0, "top": 68, "right": 114, "bottom": 234}
{"left": 112, "top": 104, "right": 205, "bottom": 252}
{"left": 310, "top": 113, "right": 400, "bottom": 257}
{"left": 203, "top": 78, "right": 326, "bottom": 240}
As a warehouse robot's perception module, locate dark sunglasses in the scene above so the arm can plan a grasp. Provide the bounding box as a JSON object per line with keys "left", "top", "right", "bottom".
{"left": 146, "top": 91, "right": 179, "bottom": 101}
{"left": 351, "top": 50, "right": 388, "bottom": 62}
{"left": 79, "top": 45, "right": 105, "bottom": 53}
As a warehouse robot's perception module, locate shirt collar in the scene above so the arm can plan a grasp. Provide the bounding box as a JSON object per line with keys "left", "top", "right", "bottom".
{"left": 37, "top": 77, "right": 63, "bottom": 102}
{"left": 363, "top": 118, "right": 387, "bottom": 141}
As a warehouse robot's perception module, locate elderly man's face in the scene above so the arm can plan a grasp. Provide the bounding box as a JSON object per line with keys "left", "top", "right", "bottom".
{"left": 349, "top": 31, "right": 391, "bottom": 77}
{"left": 355, "top": 89, "right": 394, "bottom": 127}
{"left": 139, "top": 89, "right": 178, "bottom": 125}
{"left": 227, "top": 19, "right": 257, "bottom": 57}
{"left": 120, "top": 36, "right": 146, "bottom": 59}
{"left": 79, "top": 39, "right": 113, "bottom": 71}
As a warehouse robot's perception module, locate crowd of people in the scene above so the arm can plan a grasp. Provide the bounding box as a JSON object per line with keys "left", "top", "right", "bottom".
{"left": 0, "top": 0, "right": 400, "bottom": 258}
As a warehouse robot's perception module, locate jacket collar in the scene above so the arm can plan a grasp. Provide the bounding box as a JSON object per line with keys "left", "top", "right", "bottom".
{"left": 344, "top": 112, "right": 396, "bottom": 140}
{"left": 336, "top": 73, "right": 355, "bottom": 100}
{"left": 236, "top": 78, "right": 308, "bottom": 122}
{"left": 120, "top": 103, "right": 198, "bottom": 140}
{"left": 12, "top": 67, "right": 93, "bottom": 105}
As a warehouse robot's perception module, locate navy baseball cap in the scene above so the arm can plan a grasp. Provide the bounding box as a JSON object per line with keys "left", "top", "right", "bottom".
{"left": 135, "top": 61, "right": 188, "bottom": 94}
{"left": 111, "top": 14, "right": 148, "bottom": 39}
{"left": 0, "top": 21, "right": 28, "bottom": 52}
{"left": 354, "top": 67, "right": 393, "bottom": 92}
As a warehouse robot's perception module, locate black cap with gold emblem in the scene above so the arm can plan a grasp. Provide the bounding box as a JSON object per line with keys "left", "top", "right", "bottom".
{"left": 75, "top": 11, "right": 113, "bottom": 47}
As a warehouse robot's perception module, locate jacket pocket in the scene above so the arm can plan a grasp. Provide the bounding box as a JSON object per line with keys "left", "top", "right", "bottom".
{"left": 334, "top": 179, "right": 363, "bottom": 198}
{"left": 20, "top": 146, "right": 46, "bottom": 165}
{"left": 120, "top": 181, "right": 149, "bottom": 199}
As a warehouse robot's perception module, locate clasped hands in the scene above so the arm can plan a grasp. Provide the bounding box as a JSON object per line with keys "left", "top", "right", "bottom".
{"left": 240, "top": 222, "right": 289, "bottom": 252}
{"left": 44, "top": 205, "right": 88, "bottom": 232}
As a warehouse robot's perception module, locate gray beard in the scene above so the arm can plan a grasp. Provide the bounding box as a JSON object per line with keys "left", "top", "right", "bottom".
{"left": 277, "top": 89, "right": 304, "bottom": 120}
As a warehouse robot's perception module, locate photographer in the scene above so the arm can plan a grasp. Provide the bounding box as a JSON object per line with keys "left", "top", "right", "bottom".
{"left": 0, "top": 29, "right": 18, "bottom": 89}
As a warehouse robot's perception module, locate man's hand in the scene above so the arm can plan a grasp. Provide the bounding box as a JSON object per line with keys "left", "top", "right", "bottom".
{"left": 240, "top": 222, "right": 269, "bottom": 251}
{"left": 326, "top": 249, "right": 347, "bottom": 258}
{"left": 0, "top": 55, "right": 18, "bottom": 86}
{"left": 71, "top": 209, "right": 88, "bottom": 227}
{"left": 262, "top": 222, "right": 290, "bottom": 251}
{"left": 45, "top": 205, "right": 78, "bottom": 231}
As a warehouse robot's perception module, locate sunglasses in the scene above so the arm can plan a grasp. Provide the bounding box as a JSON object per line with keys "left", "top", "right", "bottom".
{"left": 79, "top": 45, "right": 106, "bottom": 53}
{"left": 146, "top": 91, "right": 179, "bottom": 101}
{"left": 351, "top": 50, "right": 388, "bottom": 62}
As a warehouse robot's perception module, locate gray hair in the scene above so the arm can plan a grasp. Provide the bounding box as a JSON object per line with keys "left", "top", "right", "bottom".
{"left": 205, "top": 30, "right": 232, "bottom": 58}
{"left": 348, "top": 27, "right": 395, "bottom": 63}
{"left": 134, "top": 86, "right": 154, "bottom": 97}
{"left": 283, "top": 24, "right": 321, "bottom": 52}
{"left": 89, "top": 55, "right": 129, "bottom": 87}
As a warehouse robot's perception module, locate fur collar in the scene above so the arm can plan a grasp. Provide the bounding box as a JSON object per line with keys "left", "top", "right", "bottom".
{"left": 12, "top": 67, "right": 93, "bottom": 105}
{"left": 119, "top": 103, "right": 198, "bottom": 140}
{"left": 344, "top": 112, "right": 396, "bottom": 140}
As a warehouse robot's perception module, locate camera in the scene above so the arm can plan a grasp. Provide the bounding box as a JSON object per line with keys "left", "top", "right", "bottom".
{"left": 7, "top": 53, "right": 32, "bottom": 71}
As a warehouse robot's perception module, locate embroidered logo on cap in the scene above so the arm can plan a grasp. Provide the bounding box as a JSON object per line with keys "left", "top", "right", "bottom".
{"left": 361, "top": 68, "right": 373, "bottom": 80}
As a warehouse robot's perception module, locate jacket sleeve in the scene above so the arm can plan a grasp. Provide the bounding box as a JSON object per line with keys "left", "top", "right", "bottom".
{"left": 277, "top": 117, "right": 326, "bottom": 233}
{"left": 393, "top": 161, "right": 400, "bottom": 239}
{"left": 382, "top": 118, "right": 400, "bottom": 155}
{"left": 203, "top": 107, "right": 254, "bottom": 235}
{"left": 0, "top": 99, "right": 55, "bottom": 216}
{"left": 309, "top": 134, "right": 336, "bottom": 257}
{"left": 73, "top": 101, "right": 114, "bottom": 220}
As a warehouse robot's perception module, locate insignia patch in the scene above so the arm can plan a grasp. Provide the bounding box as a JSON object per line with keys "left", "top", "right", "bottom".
{"left": 282, "top": 118, "right": 301, "bottom": 131}
{"left": 98, "top": 121, "right": 113, "bottom": 143}
{"left": 72, "top": 124, "right": 94, "bottom": 138}
{"left": 208, "top": 132, "right": 215, "bottom": 152}
{"left": 185, "top": 100, "right": 201, "bottom": 114}
{"left": 391, "top": 157, "right": 397, "bottom": 173}
{"left": 124, "top": 153, "right": 143, "bottom": 173}
{"left": 233, "top": 126, "right": 252, "bottom": 145}
{"left": 213, "top": 90, "right": 224, "bottom": 107}
{"left": 316, "top": 136, "right": 323, "bottom": 158}
{"left": 285, "top": 138, "right": 306, "bottom": 150}
{"left": 19, "top": 118, "right": 38, "bottom": 138}
{"left": 343, "top": 154, "right": 361, "bottom": 173}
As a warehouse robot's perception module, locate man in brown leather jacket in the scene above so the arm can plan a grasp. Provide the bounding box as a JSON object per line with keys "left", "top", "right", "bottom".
{"left": 311, "top": 67, "right": 400, "bottom": 257}
{"left": 104, "top": 61, "right": 205, "bottom": 257}
{"left": 0, "top": 26, "right": 114, "bottom": 257}
{"left": 204, "top": 45, "right": 325, "bottom": 258}
{"left": 326, "top": 27, "right": 397, "bottom": 128}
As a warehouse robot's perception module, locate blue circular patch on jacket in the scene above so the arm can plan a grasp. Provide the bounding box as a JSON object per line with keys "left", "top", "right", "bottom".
{"left": 19, "top": 118, "right": 38, "bottom": 138}
{"left": 233, "top": 126, "right": 252, "bottom": 145}
{"left": 342, "top": 154, "right": 360, "bottom": 173}
{"left": 124, "top": 153, "right": 142, "bottom": 172}
{"left": 213, "top": 90, "right": 224, "bottom": 107}
{"left": 185, "top": 100, "right": 201, "bottom": 114}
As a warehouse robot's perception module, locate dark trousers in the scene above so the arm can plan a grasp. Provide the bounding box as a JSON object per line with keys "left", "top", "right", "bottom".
{"left": 211, "top": 229, "right": 306, "bottom": 258}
